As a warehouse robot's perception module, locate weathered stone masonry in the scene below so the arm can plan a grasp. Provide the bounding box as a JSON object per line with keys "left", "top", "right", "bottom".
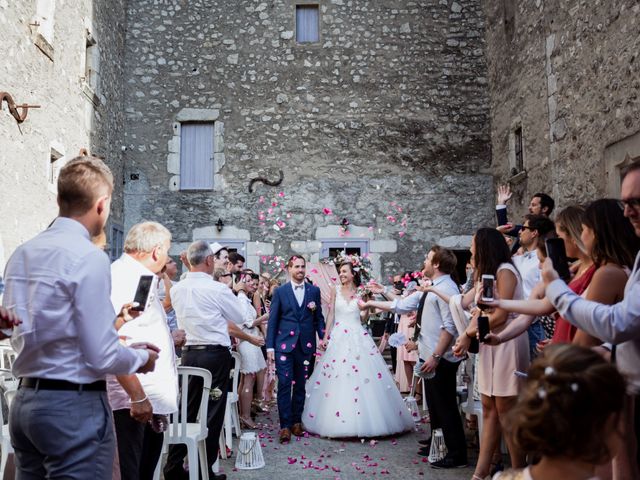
{"left": 122, "top": 0, "right": 494, "bottom": 279}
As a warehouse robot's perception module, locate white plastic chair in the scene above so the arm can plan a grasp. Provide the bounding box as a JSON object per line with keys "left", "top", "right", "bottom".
{"left": 410, "top": 372, "right": 427, "bottom": 412}
{"left": 0, "top": 389, "right": 16, "bottom": 478}
{"left": 0, "top": 347, "right": 16, "bottom": 371}
{"left": 222, "top": 351, "right": 242, "bottom": 449}
{"left": 154, "top": 366, "right": 212, "bottom": 480}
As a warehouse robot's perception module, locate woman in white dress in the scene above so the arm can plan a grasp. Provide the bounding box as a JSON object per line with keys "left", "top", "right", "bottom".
{"left": 302, "top": 261, "right": 415, "bottom": 438}
{"left": 236, "top": 275, "right": 269, "bottom": 428}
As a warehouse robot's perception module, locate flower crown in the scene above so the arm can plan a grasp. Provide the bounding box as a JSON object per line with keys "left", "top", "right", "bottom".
{"left": 320, "top": 252, "right": 373, "bottom": 284}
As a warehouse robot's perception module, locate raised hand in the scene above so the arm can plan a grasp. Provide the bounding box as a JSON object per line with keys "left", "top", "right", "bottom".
{"left": 541, "top": 257, "right": 560, "bottom": 286}
{"left": 497, "top": 184, "right": 513, "bottom": 205}
{"left": 367, "top": 281, "right": 385, "bottom": 295}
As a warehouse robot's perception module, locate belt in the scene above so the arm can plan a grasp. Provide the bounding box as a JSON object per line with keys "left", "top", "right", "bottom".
{"left": 19, "top": 378, "right": 107, "bottom": 391}
{"left": 182, "top": 345, "right": 229, "bottom": 352}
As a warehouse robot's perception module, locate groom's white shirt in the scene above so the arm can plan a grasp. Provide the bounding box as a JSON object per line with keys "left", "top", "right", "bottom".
{"left": 291, "top": 280, "right": 305, "bottom": 307}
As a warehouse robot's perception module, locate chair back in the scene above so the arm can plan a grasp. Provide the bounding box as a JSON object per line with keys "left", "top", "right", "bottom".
{"left": 167, "top": 366, "right": 212, "bottom": 440}
{"left": 0, "top": 347, "right": 16, "bottom": 371}
{"left": 230, "top": 351, "right": 241, "bottom": 396}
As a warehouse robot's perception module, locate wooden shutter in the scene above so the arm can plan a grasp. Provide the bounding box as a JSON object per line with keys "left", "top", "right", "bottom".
{"left": 180, "top": 123, "right": 214, "bottom": 190}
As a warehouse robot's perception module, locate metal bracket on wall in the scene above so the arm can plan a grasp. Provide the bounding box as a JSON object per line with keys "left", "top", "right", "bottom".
{"left": 248, "top": 169, "right": 284, "bottom": 193}
{"left": 0, "top": 92, "right": 40, "bottom": 124}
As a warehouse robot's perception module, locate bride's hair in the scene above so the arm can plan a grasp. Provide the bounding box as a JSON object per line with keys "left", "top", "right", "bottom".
{"left": 337, "top": 261, "right": 361, "bottom": 287}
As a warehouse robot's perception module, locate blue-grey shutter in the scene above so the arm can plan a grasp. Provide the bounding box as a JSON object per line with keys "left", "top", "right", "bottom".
{"left": 296, "top": 6, "right": 319, "bottom": 43}
{"left": 180, "top": 123, "right": 214, "bottom": 190}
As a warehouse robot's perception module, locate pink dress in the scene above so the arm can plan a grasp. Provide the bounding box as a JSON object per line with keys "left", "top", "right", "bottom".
{"left": 478, "top": 263, "right": 530, "bottom": 397}
{"left": 395, "top": 314, "right": 419, "bottom": 392}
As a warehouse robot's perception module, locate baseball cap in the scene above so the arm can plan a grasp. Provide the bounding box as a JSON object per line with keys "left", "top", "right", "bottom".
{"left": 209, "top": 242, "right": 225, "bottom": 255}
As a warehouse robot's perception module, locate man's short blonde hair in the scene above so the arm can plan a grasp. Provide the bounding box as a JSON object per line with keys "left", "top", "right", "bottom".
{"left": 124, "top": 221, "right": 172, "bottom": 254}
{"left": 57, "top": 156, "right": 114, "bottom": 216}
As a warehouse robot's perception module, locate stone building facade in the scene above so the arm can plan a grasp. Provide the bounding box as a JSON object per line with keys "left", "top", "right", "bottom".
{"left": 122, "top": 0, "right": 494, "bottom": 279}
{"left": 0, "top": 0, "right": 128, "bottom": 269}
{"left": 484, "top": 0, "right": 640, "bottom": 218}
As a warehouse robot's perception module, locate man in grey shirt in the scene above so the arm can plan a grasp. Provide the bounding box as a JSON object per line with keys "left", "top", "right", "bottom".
{"left": 543, "top": 161, "right": 640, "bottom": 472}
{"left": 367, "top": 246, "right": 467, "bottom": 468}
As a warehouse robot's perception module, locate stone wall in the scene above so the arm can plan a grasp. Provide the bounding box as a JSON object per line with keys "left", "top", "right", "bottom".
{"left": 484, "top": 0, "right": 640, "bottom": 219}
{"left": 123, "top": 0, "right": 494, "bottom": 279}
{"left": 0, "top": 0, "right": 127, "bottom": 269}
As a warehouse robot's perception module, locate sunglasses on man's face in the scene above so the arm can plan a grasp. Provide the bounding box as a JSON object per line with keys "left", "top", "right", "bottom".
{"left": 618, "top": 198, "right": 640, "bottom": 210}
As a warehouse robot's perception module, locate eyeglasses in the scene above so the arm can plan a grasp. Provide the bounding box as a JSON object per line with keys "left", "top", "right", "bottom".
{"left": 618, "top": 198, "right": 640, "bottom": 210}
{"left": 520, "top": 225, "right": 534, "bottom": 231}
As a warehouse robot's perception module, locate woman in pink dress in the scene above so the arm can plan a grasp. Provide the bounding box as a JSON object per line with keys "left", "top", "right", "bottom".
{"left": 394, "top": 311, "right": 419, "bottom": 393}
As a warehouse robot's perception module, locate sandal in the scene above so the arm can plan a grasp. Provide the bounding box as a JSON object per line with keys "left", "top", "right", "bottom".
{"left": 239, "top": 416, "right": 257, "bottom": 429}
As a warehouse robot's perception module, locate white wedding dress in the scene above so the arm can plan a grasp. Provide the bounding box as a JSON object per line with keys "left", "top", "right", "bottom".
{"left": 302, "top": 289, "right": 415, "bottom": 438}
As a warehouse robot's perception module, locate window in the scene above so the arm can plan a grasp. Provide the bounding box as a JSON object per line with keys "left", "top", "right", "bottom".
{"left": 108, "top": 223, "right": 125, "bottom": 261}
{"left": 180, "top": 123, "right": 215, "bottom": 190}
{"left": 514, "top": 126, "right": 523, "bottom": 173}
{"left": 503, "top": 0, "right": 515, "bottom": 41}
{"left": 48, "top": 147, "right": 63, "bottom": 185}
{"left": 84, "top": 29, "right": 99, "bottom": 94}
{"left": 33, "top": 0, "right": 55, "bottom": 60}
{"left": 296, "top": 5, "right": 319, "bottom": 43}
{"left": 320, "top": 240, "right": 369, "bottom": 259}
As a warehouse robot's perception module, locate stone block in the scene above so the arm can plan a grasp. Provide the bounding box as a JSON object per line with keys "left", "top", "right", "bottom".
{"left": 167, "top": 152, "right": 180, "bottom": 174}
{"left": 169, "top": 175, "right": 180, "bottom": 191}
{"left": 168, "top": 135, "right": 180, "bottom": 153}
{"left": 247, "top": 241, "right": 275, "bottom": 256}
{"left": 175, "top": 108, "right": 219, "bottom": 122}
{"left": 369, "top": 240, "right": 398, "bottom": 253}
{"left": 193, "top": 225, "right": 251, "bottom": 241}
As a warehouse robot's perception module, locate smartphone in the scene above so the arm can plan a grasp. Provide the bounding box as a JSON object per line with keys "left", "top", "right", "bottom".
{"left": 545, "top": 238, "right": 571, "bottom": 281}
{"left": 131, "top": 275, "right": 154, "bottom": 312}
{"left": 477, "top": 315, "right": 490, "bottom": 343}
{"left": 481, "top": 274, "right": 495, "bottom": 302}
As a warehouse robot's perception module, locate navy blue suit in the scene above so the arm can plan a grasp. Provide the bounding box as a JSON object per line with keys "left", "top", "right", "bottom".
{"left": 266, "top": 282, "right": 325, "bottom": 429}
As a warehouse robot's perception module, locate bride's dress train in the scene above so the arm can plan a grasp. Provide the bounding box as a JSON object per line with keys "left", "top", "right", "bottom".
{"left": 302, "top": 290, "right": 415, "bottom": 438}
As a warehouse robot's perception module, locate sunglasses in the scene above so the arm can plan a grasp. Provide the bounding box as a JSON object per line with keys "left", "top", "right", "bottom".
{"left": 618, "top": 198, "right": 640, "bottom": 210}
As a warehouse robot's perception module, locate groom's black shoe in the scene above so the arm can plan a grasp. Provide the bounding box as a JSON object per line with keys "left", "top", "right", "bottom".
{"left": 279, "top": 428, "right": 292, "bottom": 444}
{"left": 291, "top": 423, "right": 304, "bottom": 437}
{"left": 418, "top": 437, "right": 431, "bottom": 448}
{"left": 430, "top": 456, "right": 468, "bottom": 469}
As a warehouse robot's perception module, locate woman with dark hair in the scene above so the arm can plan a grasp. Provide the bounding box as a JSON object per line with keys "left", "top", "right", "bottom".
{"left": 454, "top": 227, "right": 529, "bottom": 479}
{"left": 301, "top": 259, "right": 414, "bottom": 437}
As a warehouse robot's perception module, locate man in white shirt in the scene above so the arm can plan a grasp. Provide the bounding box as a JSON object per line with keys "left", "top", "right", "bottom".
{"left": 367, "top": 246, "right": 467, "bottom": 468}
{"left": 108, "top": 222, "right": 178, "bottom": 480}
{"left": 513, "top": 214, "right": 555, "bottom": 357}
{"left": 164, "top": 240, "right": 245, "bottom": 480}
{"left": 2, "top": 156, "right": 158, "bottom": 479}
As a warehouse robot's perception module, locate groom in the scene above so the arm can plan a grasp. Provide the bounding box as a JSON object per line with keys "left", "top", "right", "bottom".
{"left": 266, "top": 256, "right": 326, "bottom": 443}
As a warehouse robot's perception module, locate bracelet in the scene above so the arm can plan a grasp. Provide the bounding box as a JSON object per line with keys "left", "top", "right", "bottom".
{"left": 130, "top": 395, "right": 148, "bottom": 404}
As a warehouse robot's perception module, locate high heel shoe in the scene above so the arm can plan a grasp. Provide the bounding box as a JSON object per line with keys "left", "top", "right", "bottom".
{"left": 239, "top": 416, "right": 257, "bottom": 429}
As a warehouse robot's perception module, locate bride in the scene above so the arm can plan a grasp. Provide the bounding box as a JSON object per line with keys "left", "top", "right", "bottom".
{"left": 302, "top": 260, "right": 415, "bottom": 438}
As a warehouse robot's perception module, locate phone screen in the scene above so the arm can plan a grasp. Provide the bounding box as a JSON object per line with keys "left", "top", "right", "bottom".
{"left": 481, "top": 275, "right": 495, "bottom": 301}
{"left": 478, "top": 315, "right": 490, "bottom": 343}
{"left": 545, "top": 238, "right": 571, "bottom": 281}
{"left": 132, "top": 275, "right": 154, "bottom": 312}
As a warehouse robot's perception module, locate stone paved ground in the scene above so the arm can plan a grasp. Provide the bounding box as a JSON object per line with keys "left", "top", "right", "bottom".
{"left": 217, "top": 406, "right": 477, "bottom": 479}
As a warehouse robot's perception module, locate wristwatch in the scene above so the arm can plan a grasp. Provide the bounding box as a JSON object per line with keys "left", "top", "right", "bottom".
{"left": 431, "top": 353, "right": 442, "bottom": 362}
